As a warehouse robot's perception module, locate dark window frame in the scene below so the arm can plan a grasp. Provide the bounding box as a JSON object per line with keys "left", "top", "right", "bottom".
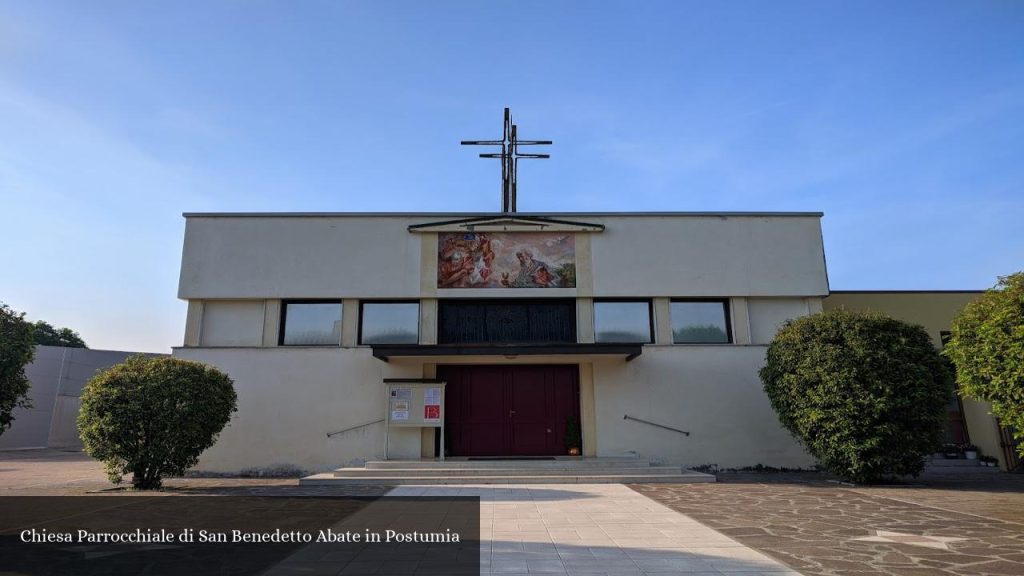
{"left": 358, "top": 300, "right": 421, "bottom": 346}
{"left": 593, "top": 298, "right": 654, "bottom": 344}
{"left": 278, "top": 299, "right": 343, "bottom": 347}
{"left": 669, "top": 298, "right": 733, "bottom": 344}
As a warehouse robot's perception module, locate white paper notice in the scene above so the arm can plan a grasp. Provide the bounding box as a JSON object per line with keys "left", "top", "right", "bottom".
{"left": 425, "top": 387, "right": 441, "bottom": 406}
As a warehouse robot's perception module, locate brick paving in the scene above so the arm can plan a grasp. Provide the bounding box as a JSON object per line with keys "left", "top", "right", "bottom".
{"left": 633, "top": 472, "right": 1024, "bottom": 576}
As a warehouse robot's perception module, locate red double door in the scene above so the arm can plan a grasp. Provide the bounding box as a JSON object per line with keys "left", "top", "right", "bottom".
{"left": 441, "top": 365, "right": 580, "bottom": 457}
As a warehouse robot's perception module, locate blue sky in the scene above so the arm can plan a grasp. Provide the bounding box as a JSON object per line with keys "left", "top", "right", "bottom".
{"left": 1, "top": 1, "right": 1022, "bottom": 353}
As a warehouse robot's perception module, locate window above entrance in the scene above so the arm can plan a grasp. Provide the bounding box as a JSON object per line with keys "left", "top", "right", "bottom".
{"left": 438, "top": 299, "right": 576, "bottom": 344}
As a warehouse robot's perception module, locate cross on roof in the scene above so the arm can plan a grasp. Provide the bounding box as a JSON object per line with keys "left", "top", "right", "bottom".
{"left": 461, "top": 108, "right": 552, "bottom": 213}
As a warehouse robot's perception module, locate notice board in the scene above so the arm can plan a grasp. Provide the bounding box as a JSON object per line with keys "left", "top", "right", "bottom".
{"left": 384, "top": 381, "right": 446, "bottom": 461}
{"left": 386, "top": 383, "right": 445, "bottom": 428}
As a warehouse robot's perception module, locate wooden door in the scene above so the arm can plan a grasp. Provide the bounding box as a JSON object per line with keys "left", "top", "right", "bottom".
{"left": 441, "top": 365, "right": 580, "bottom": 457}
{"left": 442, "top": 365, "right": 508, "bottom": 456}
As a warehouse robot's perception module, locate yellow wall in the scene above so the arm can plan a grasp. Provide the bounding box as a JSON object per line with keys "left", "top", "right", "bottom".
{"left": 824, "top": 291, "right": 1007, "bottom": 469}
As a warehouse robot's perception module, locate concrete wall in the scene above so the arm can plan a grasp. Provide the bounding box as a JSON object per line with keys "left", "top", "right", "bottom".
{"left": 178, "top": 213, "right": 828, "bottom": 299}
{"left": 173, "top": 296, "right": 820, "bottom": 473}
{"left": 589, "top": 215, "right": 828, "bottom": 297}
{"left": 0, "top": 346, "right": 166, "bottom": 451}
{"left": 592, "top": 346, "right": 813, "bottom": 468}
{"left": 173, "top": 344, "right": 814, "bottom": 472}
{"left": 200, "top": 301, "right": 266, "bottom": 347}
{"left": 823, "top": 291, "right": 1005, "bottom": 469}
{"left": 174, "top": 347, "right": 425, "bottom": 472}
{"left": 748, "top": 298, "right": 817, "bottom": 345}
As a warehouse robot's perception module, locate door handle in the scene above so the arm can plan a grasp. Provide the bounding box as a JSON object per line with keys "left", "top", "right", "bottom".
{"left": 509, "top": 410, "right": 516, "bottom": 417}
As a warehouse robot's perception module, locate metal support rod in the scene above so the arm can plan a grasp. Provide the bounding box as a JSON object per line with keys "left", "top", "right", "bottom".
{"left": 623, "top": 414, "right": 691, "bottom": 436}
{"left": 326, "top": 419, "right": 384, "bottom": 438}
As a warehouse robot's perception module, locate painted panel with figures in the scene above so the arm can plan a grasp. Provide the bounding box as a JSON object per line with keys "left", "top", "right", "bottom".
{"left": 437, "top": 232, "right": 576, "bottom": 288}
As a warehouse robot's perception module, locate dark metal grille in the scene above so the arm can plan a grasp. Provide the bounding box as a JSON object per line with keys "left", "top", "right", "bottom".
{"left": 438, "top": 299, "right": 576, "bottom": 344}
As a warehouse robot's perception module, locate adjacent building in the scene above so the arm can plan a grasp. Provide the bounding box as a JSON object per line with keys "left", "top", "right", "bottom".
{"left": 0, "top": 346, "right": 166, "bottom": 451}
{"left": 823, "top": 291, "right": 1017, "bottom": 470}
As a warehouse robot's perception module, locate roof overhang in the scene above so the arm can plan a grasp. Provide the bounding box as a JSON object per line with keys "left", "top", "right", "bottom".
{"left": 408, "top": 215, "right": 605, "bottom": 233}
{"left": 371, "top": 343, "right": 642, "bottom": 362}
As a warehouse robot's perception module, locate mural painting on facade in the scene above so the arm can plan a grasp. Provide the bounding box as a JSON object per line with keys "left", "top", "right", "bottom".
{"left": 438, "top": 232, "right": 576, "bottom": 288}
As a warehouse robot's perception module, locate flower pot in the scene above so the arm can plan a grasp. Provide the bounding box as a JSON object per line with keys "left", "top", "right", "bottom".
{"left": 965, "top": 451, "right": 978, "bottom": 460}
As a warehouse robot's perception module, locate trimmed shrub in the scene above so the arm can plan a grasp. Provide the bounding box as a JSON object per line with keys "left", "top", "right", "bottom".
{"left": 78, "top": 356, "right": 237, "bottom": 489}
{"left": 0, "top": 303, "right": 36, "bottom": 436}
{"left": 944, "top": 272, "right": 1024, "bottom": 458}
{"left": 759, "top": 309, "right": 952, "bottom": 483}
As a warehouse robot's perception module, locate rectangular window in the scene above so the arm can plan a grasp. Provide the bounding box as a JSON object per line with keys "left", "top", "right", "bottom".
{"left": 280, "top": 301, "right": 342, "bottom": 346}
{"left": 360, "top": 302, "right": 420, "bottom": 344}
{"left": 438, "top": 299, "right": 576, "bottom": 344}
{"left": 671, "top": 300, "right": 731, "bottom": 344}
{"left": 594, "top": 300, "right": 652, "bottom": 343}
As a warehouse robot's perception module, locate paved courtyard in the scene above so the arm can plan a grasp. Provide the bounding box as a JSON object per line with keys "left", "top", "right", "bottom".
{"left": 3, "top": 450, "right": 1024, "bottom": 575}
{"left": 393, "top": 483, "right": 799, "bottom": 575}
{"left": 635, "top": 472, "right": 1024, "bottom": 576}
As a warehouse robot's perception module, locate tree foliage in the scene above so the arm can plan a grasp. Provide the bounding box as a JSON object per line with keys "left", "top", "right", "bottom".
{"left": 32, "top": 320, "right": 87, "bottom": 348}
{"left": 78, "top": 356, "right": 237, "bottom": 489}
{"left": 944, "top": 272, "right": 1024, "bottom": 457}
{"left": 759, "top": 308, "right": 952, "bottom": 483}
{"left": 0, "top": 303, "right": 36, "bottom": 436}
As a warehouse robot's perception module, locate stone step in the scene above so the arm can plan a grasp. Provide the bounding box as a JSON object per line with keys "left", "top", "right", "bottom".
{"left": 928, "top": 458, "right": 992, "bottom": 468}
{"left": 299, "top": 471, "right": 716, "bottom": 486}
{"left": 333, "top": 466, "right": 683, "bottom": 477}
{"left": 364, "top": 458, "right": 649, "bottom": 470}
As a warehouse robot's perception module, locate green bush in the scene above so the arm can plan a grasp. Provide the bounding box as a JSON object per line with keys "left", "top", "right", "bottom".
{"left": 78, "top": 356, "right": 237, "bottom": 489}
{"left": 759, "top": 308, "right": 952, "bottom": 483}
{"left": 944, "top": 272, "right": 1024, "bottom": 458}
{"left": 0, "top": 303, "right": 36, "bottom": 436}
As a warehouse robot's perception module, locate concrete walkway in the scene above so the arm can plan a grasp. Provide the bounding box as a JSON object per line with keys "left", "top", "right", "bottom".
{"left": 390, "top": 483, "right": 800, "bottom": 575}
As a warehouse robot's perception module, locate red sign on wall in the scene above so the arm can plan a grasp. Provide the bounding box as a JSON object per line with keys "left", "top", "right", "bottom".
{"left": 424, "top": 405, "right": 440, "bottom": 420}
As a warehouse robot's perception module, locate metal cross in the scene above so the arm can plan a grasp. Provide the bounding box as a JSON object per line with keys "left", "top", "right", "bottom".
{"left": 461, "top": 108, "right": 552, "bottom": 213}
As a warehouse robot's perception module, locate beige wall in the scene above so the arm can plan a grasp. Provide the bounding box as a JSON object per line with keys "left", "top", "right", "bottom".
{"left": 175, "top": 347, "right": 424, "bottom": 472}
{"left": 173, "top": 345, "right": 813, "bottom": 473}
{"left": 823, "top": 292, "right": 980, "bottom": 347}
{"left": 824, "top": 291, "right": 1006, "bottom": 469}
{"left": 593, "top": 346, "right": 813, "bottom": 469}
{"left": 179, "top": 213, "right": 828, "bottom": 299}
{"left": 199, "top": 301, "right": 266, "bottom": 347}
{"left": 748, "top": 298, "right": 816, "bottom": 344}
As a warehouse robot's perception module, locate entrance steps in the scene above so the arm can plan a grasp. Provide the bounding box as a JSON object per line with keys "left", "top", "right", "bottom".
{"left": 926, "top": 456, "right": 1001, "bottom": 471}
{"left": 300, "top": 457, "right": 716, "bottom": 485}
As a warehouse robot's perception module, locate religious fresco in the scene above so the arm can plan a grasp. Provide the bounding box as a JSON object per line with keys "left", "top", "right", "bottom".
{"left": 437, "top": 232, "right": 576, "bottom": 289}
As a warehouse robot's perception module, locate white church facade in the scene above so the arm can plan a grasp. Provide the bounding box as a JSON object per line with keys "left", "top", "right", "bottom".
{"left": 173, "top": 211, "right": 830, "bottom": 473}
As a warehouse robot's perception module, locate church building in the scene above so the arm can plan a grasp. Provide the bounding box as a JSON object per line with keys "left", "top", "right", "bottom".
{"left": 173, "top": 210, "right": 830, "bottom": 473}
{"left": 172, "top": 111, "right": 1009, "bottom": 479}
